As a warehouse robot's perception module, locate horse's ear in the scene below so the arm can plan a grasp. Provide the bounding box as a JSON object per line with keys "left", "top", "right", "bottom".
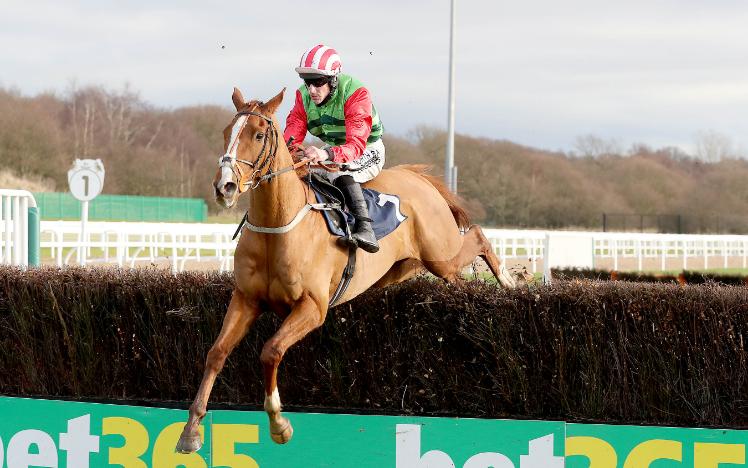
{"left": 263, "top": 88, "right": 286, "bottom": 115}
{"left": 231, "top": 87, "right": 245, "bottom": 111}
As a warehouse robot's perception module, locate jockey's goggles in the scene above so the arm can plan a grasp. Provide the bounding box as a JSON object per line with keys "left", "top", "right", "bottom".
{"left": 303, "top": 76, "right": 330, "bottom": 88}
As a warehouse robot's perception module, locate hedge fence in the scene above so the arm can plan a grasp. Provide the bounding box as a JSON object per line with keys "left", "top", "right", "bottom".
{"left": 1, "top": 266, "right": 748, "bottom": 428}
{"left": 553, "top": 267, "right": 748, "bottom": 285}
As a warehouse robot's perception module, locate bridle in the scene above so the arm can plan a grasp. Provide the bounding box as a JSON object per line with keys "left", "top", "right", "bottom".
{"left": 219, "top": 101, "right": 352, "bottom": 298}
{"left": 218, "top": 100, "right": 358, "bottom": 306}
{"left": 221, "top": 108, "right": 343, "bottom": 237}
{"left": 218, "top": 108, "right": 281, "bottom": 192}
{"left": 218, "top": 108, "right": 345, "bottom": 193}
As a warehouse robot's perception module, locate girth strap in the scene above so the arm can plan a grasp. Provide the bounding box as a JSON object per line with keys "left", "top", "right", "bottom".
{"left": 230, "top": 202, "right": 356, "bottom": 309}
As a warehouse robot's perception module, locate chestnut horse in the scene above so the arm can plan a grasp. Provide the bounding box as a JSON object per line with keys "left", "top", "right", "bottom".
{"left": 176, "top": 87, "right": 515, "bottom": 452}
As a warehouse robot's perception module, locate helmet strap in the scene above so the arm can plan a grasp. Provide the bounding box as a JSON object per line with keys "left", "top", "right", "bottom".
{"left": 318, "top": 91, "right": 333, "bottom": 106}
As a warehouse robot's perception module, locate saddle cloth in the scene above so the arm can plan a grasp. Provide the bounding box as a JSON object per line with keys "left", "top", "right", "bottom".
{"left": 308, "top": 173, "right": 407, "bottom": 240}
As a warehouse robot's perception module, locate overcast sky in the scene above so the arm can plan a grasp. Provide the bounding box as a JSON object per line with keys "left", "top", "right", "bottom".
{"left": 3, "top": 0, "right": 748, "bottom": 154}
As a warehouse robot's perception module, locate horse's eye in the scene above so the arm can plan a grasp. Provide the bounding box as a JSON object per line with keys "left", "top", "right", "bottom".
{"left": 255, "top": 132, "right": 265, "bottom": 141}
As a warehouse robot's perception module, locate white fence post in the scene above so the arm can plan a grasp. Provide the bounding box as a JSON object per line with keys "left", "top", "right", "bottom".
{"left": 0, "top": 189, "right": 40, "bottom": 267}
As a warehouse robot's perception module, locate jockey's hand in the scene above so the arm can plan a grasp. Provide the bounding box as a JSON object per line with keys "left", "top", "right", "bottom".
{"left": 288, "top": 144, "right": 303, "bottom": 162}
{"left": 303, "top": 146, "right": 329, "bottom": 164}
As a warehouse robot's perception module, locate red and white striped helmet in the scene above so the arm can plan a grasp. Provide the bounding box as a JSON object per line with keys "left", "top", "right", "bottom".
{"left": 295, "top": 44, "right": 342, "bottom": 77}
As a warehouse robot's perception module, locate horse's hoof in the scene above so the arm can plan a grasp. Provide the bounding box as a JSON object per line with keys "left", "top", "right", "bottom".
{"left": 498, "top": 265, "right": 517, "bottom": 289}
{"left": 270, "top": 419, "right": 294, "bottom": 444}
{"left": 175, "top": 432, "right": 203, "bottom": 454}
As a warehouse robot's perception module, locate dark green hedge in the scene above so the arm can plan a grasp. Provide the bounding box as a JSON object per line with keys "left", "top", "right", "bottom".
{"left": 1, "top": 266, "right": 748, "bottom": 428}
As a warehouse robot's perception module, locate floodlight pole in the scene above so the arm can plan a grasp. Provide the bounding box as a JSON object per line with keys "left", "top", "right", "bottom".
{"left": 445, "top": 0, "right": 457, "bottom": 192}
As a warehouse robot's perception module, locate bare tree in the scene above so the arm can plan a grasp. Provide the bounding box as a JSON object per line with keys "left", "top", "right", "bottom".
{"left": 145, "top": 120, "right": 163, "bottom": 151}
{"left": 659, "top": 146, "right": 692, "bottom": 161}
{"left": 102, "top": 84, "right": 144, "bottom": 147}
{"left": 694, "top": 130, "right": 733, "bottom": 162}
{"left": 66, "top": 84, "right": 101, "bottom": 156}
{"left": 572, "top": 134, "right": 622, "bottom": 158}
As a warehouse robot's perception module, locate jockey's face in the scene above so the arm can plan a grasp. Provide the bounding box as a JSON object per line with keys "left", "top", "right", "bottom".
{"left": 307, "top": 81, "right": 330, "bottom": 105}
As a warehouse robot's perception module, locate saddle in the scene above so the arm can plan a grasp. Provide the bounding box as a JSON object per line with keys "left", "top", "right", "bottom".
{"left": 306, "top": 172, "right": 408, "bottom": 242}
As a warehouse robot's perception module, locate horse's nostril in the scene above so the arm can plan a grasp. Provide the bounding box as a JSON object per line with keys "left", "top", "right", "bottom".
{"left": 223, "top": 182, "right": 237, "bottom": 196}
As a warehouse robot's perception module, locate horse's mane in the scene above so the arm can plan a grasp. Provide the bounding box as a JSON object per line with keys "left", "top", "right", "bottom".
{"left": 397, "top": 164, "right": 471, "bottom": 230}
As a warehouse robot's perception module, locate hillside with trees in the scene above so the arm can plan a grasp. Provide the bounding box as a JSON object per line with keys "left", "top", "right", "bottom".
{"left": 2, "top": 85, "right": 748, "bottom": 233}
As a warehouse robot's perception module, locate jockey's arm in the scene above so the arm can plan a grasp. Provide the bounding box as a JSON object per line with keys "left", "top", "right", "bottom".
{"left": 283, "top": 89, "right": 308, "bottom": 148}
{"left": 327, "top": 87, "right": 373, "bottom": 164}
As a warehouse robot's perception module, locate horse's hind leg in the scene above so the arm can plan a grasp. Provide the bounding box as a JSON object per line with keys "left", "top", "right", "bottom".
{"left": 472, "top": 225, "right": 516, "bottom": 288}
{"left": 422, "top": 224, "right": 515, "bottom": 288}
{"left": 176, "top": 289, "right": 259, "bottom": 453}
{"left": 373, "top": 258, "right": 423, "bottom": 288}
{"left": 261, "top": 293, "right": 326, "bottom": 444}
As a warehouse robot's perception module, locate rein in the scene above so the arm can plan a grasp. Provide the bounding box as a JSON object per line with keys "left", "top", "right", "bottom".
{"left": 223, "top": 109, "right": 345, "bottom": 192}
{"left": 222, "top": 108, "right": 349, "bottom": 237}
{"left": 221, "top": 106, "right": 358, "bottom": 307}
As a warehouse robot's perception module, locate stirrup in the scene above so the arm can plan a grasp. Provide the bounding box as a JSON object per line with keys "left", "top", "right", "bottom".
{"left": 337, "top": 235, "right": 357, "bottom": 249}
{"left": 354, "top": 232, "right": 379, "bottom": 253}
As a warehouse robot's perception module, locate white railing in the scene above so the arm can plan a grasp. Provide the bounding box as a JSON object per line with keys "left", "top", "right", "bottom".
{"left": 483, "top": 228, "right": 547, "bottom": 273}
{"left": 37, "top": 222, "right": 748, "bottom": 274}
{"left": 592, "top": 231, "right": 748, "bottom": 271}
{"left": 484, "top": 229, "right": 748, "bottom": 273}
{"left": 40, "top": 221, "right": 236, "bottom": 273}
{"left": 1, "top": 189, "right": 40, "bottom": 267}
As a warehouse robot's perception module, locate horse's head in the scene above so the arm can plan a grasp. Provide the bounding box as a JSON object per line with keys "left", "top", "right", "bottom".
{"left": 214, "top": 87, "right": 285, "bottom": 208}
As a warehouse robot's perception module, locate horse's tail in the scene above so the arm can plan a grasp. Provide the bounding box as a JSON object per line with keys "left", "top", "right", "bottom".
{"left": 398, "top": 164, "right": 471, "bottom": 230}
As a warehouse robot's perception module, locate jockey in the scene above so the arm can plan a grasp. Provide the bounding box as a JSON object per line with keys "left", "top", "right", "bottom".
{"left": 284, "top": 44, "right": 384, "bottom": 254}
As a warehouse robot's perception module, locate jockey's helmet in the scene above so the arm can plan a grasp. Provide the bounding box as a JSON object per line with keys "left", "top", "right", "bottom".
{"left": 295, "top": 44, "right": 341, "bottom": 89}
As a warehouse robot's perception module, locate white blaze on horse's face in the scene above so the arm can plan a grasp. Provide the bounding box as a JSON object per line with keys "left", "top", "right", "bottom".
{"left": 215, "top": 114, "right": 249, "bottom": 207}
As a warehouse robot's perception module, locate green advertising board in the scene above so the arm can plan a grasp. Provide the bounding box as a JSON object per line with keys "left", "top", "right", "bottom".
{"left": 0, "top": 397, "right": 563, "bottom": 467}
{"left": 566, "top": 423, "right": 746, "bottom": 468}
{"left": 1, "top": 396, "right": 747, "bottom": 467}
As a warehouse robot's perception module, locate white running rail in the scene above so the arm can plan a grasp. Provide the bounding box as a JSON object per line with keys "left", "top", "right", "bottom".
{"left": 484, "top": 229, "right": 748, "bottom": 273}
{"left": 37, "top": 222, "right": 748, "bottom": 274}
{"left": 1, "top": 189, "right": 39, "bottom": 267}
{"left": 40, "top": 221, "right": 236, "bottom": 273}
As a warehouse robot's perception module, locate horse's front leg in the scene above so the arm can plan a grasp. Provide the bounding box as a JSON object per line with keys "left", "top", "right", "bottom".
{"left": 261, "top": 293, "right": 326, "bottom": 444}
{"left": 176, "top": 289, "right": 259, "bottom": 453}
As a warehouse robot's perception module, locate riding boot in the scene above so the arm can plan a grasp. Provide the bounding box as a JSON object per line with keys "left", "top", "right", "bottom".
{"left": 335, "top": 176, "right": 380, "bottom": 253}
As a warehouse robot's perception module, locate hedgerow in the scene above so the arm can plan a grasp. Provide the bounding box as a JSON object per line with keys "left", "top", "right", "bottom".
{"left": 1, "top": 266, "right": 747, "bottom": 427}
